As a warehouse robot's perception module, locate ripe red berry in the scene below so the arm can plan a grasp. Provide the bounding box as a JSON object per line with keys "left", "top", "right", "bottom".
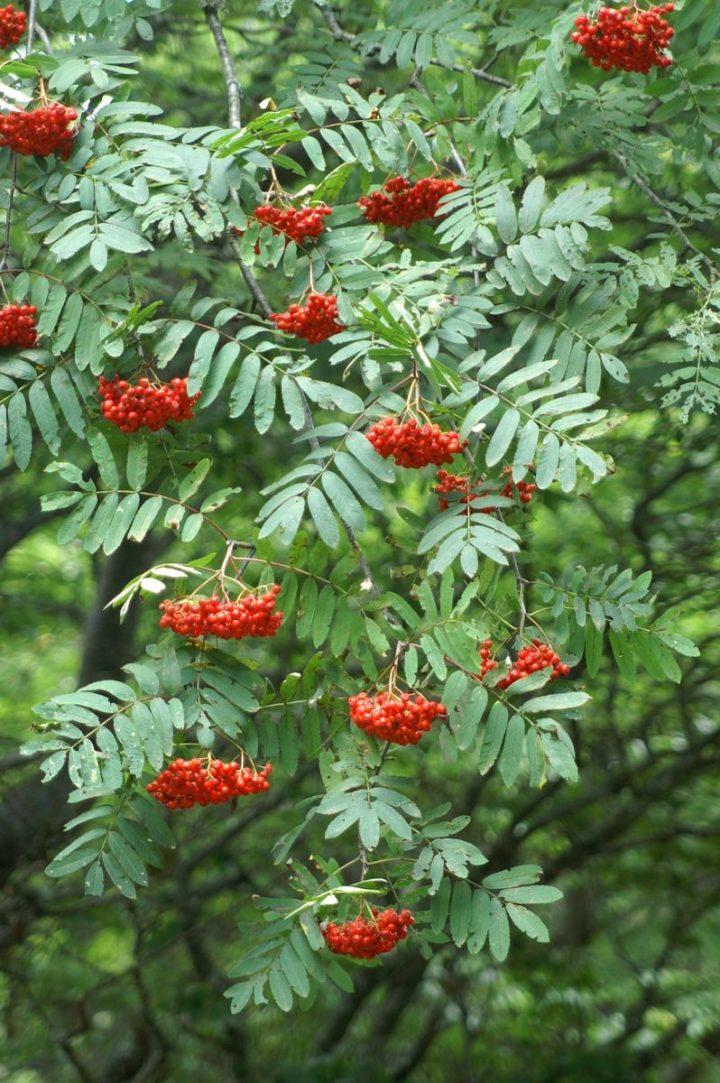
{"left": 0, "top": 103, "right": 78, "bottom": 159}
{"left": 435, "top": 467, "right": 536, "bottom": 512}
{"left": 348, "top": 690, "right": 447, "bottom": 746}
{"left": 0, "top": 4, "right": 25, "bottom": 48}
{"left": 159, "top": 585, "right": 283, "bottom": 640}
{"left": 571, "top": 4, "right": 675, "bottom": 73}
{"left": 254, "top": 202, "right": 332, "bottom": 244}
{"left": 480, "top": 638, "right": 570, "bottom": 689}
{"left": 359, "top": 176, "right": 460, "bottom": 228}
{"left": 147, "top": 758, "right": 272, "bottom": 809}
{"left": 0, "top": 303, "right": 37, "bottom": 348}
{"left": 270, "top": 292, "right": 346, "bottom": 343}
{"left": 366, "top": 416, "right": 467, "bottom": 469}
{"left": 322, "top": 907, "right": 414, "bottom": 959}
{"left": 98, "top": 374, "right": 200, "bottom": 433}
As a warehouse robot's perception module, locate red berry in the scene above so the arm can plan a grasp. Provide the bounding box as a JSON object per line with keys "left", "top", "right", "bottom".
{"left": 348, "top": 690, "right": 447, "bottom": 746}
{"left": 322, "top": 907, "right": 414, "bottom": 959}
{"left": 253, "top": 202, "right": 331, "bottom": 244}
{"left": 147, "top": 759, "right": 272, "bottom": 809}
{"left": 0, "top": 303, "right": 37, "bottom": 349}
{"left": 359, "top": 176, "right": 460, "bottom": 228}
{"left": 479, "top": 639, "right": 569, "bottom": 689}
{"left": 0, "top": 4, "right": 25, "bottom": 48}
{"left": 570, "top": 5, "right": 675, "bottom": 74}
{"left": 435, "top": 466, "right": 536, "bottom": 513}
{"left": 0, "top": 102, "right": 78, "bottom": 159}
{"left": 366, "top": 416, "right": 467, "bottom": 469}
{"left": 159, "top": 585, "right": 283, "bottom": 641}
{"left": 270, "top": 292, "right": 345, "bottom": 344}
{"left": 98, "top": 374, "right": 200, "bottom": 433}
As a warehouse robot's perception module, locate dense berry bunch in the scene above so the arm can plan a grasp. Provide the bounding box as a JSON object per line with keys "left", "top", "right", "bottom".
{"left": 0, "top": 103, "right": 78, "bottom": 159}
{"left": 322, "top": 908, "right": 414, "bottom": 959}
{"left": 0, "top": 4, "right": 25, "bottom": 48}
{"left": 0, "top": 304, "right": 38, "bottom": 349}
{"left": 98, "top": 375, "right": 199, "bottom": 433}
{"left": 270, "top": 293, "right": 346, "bottom": 343}
{"left": 482, "top": 638, "right": 571, "bottom": 689}
{"left": 359, "top": 176, "right": 460, "bottom": 228}
{"left": 147, "top": 758, "right": 272, "bottom": 809}
{"left": 254, "top": 203, "right": 332, "bottom": 244}
{"left": 348, "top": 690, "right": 447, "bottom": 746}
{"left": 571, "top": 4, "right": 674, "bottom": 73}
{"left": 367, "top": 417, "right": 467, "bottom": 469}
{"left": 159, "top": 586, "right": 283, "bottom": 640}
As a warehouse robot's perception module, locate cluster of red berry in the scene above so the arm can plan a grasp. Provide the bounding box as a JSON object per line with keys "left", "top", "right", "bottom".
{"left": 0, "top": 103, "right": 78, "bottom": 160}
{"left": 0, "top": 303, "right": 38, "bottom": 348}
{"left": 359, "top": 176, "right": 460, "bottom": 228}
{"left": 366, "top": 417, "right": 467, "bottom": 469}
{"left": 348, "top": 690, "right": 447, "bottom": 746}
{"left": 0, "top": 4, "right": 25, "bottom": 48}
{"left": 146, "top": 758, "right": 272, "bottom": 809}
{"left": 479, "top": 639, "right": 498, "bottom": 679}
{"left": 435, "top": 469, "right": 536, "bottom": 512}
{"left": 270, "top": 292, "right": 346, "bottom": 344}
{"left": 571, "top": 4, "right": 675, "bottom": 73}
{"left": 506, "top": 476, "right": 536, "bottom": 504}
{"left": 159, "top": 586, "right": 283, "bottom": 640}
{"left": 481, "top": 638, "right": 570, "bottom": 689}
{"left": 98, "top": 375, "right": 200, "bottom": 433}
{"left": 322, "top": 907, "right": 414, "bottom": 958}
{"left": 254, "top": 202, "right": 332, "bottom": 244}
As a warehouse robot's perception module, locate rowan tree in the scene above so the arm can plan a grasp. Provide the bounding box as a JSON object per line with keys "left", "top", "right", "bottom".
{"left": 1, "top": 1, "right": 719, "bottom": 1080}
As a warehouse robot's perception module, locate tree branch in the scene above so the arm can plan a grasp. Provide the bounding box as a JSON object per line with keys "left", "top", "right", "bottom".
{"left": 612, "top": 148, "right": 717, "bottom": 282}
{"left": 200, "top": 1, "right": 242, "bottom": 127}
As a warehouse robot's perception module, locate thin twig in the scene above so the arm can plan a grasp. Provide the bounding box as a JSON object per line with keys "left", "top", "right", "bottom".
{"left": 205, "top": 0, "right": 380, "bottom": 595}
{"left": 27, "top": 0, "right": 38, "bottom": 51}
{"left": 0, "top": 156, "right": 18, "bottom": 272}
{"left": 200, "top": 0, "right": 277, "bottom": 322}
{"left": 611, "top": 148, "right": 717, "bottom": 283}
{"left": 314, "top": 1, "right": 355, "bottom": 43}
{"left": 314, "top": 1, "right": 511, "bottom": 87}
{"left": 201, "top": 1, "right": 242, "bottom": 127}
{"left": 508, "top": 550, "right": 528, "bottom": 637}
{"left": 229, "top": 234, "right": 273, "bottom": 315}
